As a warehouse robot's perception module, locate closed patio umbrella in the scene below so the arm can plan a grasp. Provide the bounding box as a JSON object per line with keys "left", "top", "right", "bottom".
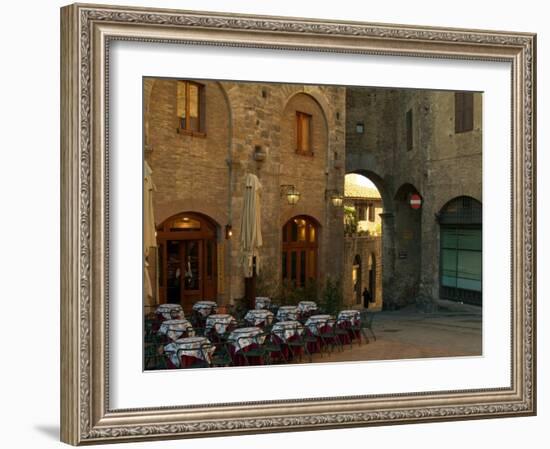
{"left": 144, "top": 161, "right": 157, "bottom": 305}
{"left": 240, "top": 173, "right": 263, "bottom": 279}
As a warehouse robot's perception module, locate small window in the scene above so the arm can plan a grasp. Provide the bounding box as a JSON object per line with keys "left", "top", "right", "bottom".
{"left": 406, "top": 109, "right": 413, "bottom": 151}
{"left": 176, "top": 80, "right": 205, "bottom": 134}
{"left": 296, "top": 111, "right": 312, "bottom": 154}
{"left": 455, "top": 92, "right": 474, "bottom": 133}
{"left": 368, "top": 204, "right": 375, "bottom": 222}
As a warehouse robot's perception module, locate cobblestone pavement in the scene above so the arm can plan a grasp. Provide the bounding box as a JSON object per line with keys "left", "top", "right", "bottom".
{"left": 309, "top": 304, "right": 482, "bottom": 364}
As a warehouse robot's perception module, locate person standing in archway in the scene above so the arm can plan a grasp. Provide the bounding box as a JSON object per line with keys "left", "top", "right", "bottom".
{"left": 362, "top": 287, "right": 372, "bottom": 309}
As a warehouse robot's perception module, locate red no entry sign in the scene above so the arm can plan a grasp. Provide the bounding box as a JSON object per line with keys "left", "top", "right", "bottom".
{"left": 409, "top": 193, "right": 422, "bottom": 209}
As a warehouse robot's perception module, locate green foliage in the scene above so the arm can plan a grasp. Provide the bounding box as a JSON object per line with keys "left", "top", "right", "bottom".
{"left": 344, "top": 206, "right": 358, "bottom": 235}
{"left": 319, "top": 277, "right": 343, "bottom": 316}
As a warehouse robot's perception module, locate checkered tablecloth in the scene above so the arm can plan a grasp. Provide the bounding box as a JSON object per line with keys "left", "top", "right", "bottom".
{"left": 227, "top": 327, "right": 265, "bottom": 351}
{"left": 205, "top": 314, "right": 237, "bottom": 335}
{"left": 244, "top": 309, "right": 274, "bottom": 326}
{"left": 297, "top": 301, "right": 318, "bottom": 313}
{"left": 158, "top": 319, "right": 194, "bottom": 341}
{"left": 254, "top": 296, "right": 271, "bottom": 310}
{"left": 276, "top": 306, "right": 298, "bottom": 322}
{"left": 155, "top": 303, "right": 184, "bottom": 320}
{"left": 271, "top": 320, "right": 304, "bottom": 342}
{"left": 163, "top": 336, "right": 213, "bottom": 368}
{"left": 192, "top": 301, "right": 218, "bottom": 317}
{"left": 304, "top": 314, "right": 333, "bottom": 335}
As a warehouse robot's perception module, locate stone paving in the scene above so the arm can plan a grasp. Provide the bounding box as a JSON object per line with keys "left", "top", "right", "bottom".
{"left": 309, "top": 303, "right": 482, "bottom": 364}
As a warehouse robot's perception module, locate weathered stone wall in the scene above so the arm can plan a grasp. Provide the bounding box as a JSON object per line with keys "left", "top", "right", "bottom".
{"left": 146, "top": 78, "right": 346, "bottom": 305}
{"left": 346, "top": 88, "right": 482, "bottom": 307}
{"left": 343, "top": 236, "right": 383, "bottom": 309}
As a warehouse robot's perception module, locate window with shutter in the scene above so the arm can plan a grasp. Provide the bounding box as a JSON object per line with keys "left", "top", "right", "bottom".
{"left": 455, "top": 92, "right": 474, "bottom": 133}
{"left": 406, "top": 109, "right": 413, "bottom": 151}
{"left": 176, "top": 80, "right": 206, "bottom": 136}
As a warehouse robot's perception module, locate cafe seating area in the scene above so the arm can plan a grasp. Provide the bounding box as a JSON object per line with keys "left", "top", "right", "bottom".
{"left": 144, "top": 298, "right": 377, "bottom": 370}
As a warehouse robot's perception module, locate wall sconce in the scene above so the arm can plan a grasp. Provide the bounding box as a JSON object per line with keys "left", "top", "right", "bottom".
{"left": 225, "top": 224, "right": 233, "bottom": 239}
{"left": 326, "top": 189, "right": 344, "bottom": 207}
{"left": 356, "top": 122, "right": 365, "bottom": 134}
{"left": 280, "top": 184, "right": 301, "bottom": 205}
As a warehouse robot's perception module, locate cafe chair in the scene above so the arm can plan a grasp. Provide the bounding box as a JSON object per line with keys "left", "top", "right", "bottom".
{"left": 210, "top": 342, "right": 233, "bottom": 367}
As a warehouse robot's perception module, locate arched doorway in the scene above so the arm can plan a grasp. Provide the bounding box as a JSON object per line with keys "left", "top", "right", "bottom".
{"left": 352, "top": 255, "right": 362, "bottom": 305}
{"left": 157, "top": 212, "right": 218, "bottom": 311}
{"left": 282, "top": 216, "right": 319, "bottom": 288}
{"left": 438, "top": 196, "right": 482, "bottom": 305}
{"left": 367, "top": 253, "right": 376, "bottom": 305}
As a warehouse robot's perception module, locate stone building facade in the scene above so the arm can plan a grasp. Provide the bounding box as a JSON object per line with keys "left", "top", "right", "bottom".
{"left": 144, "top": 78, "right": 346, "bottom": 311}
{"left": 144, "top": 79, "right": 482, "bottom": 311}
{"left": 346, "top": 88, "right": 482, "bottom": 307}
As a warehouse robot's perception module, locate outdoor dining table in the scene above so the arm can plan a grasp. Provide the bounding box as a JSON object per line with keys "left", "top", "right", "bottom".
{"left": 271, "top": 320, "right": 304, "bottom": 343}
{"left": 205, "top": 313, "right": 237, "bottom": 336}
{"left": 155, "top": 303, "right": 184, "bottom": 320}
{"left": 297, "top": 301, "right": 318, "bottom": 314}
{"left": 244, "top": 309, "right": 274, "bottom": 327}
{"left": 304, "top": 314, "right": 333, "bottom": 335}
{"left": 337, "top": 310, "right": 361, "bottom": 325}
{"left": 254, "top": 296, "right": 271, "bottom": 310}
{"left": 337, "top": 309, "right": 361, "bottom": 341}
{"left": 192, "top": 301, "right": 217, "bottom": 317}
{"left": 227, "top": 327, "right": 265, "bottom": 351}
{"left": 163, "top": 336, "right": 213, "bottom": 368}
{"left": 276, "top": 305, "right": 299, "bottom": 322}
{"left": 158, "top": 318, "right": 195, "bottom": 341}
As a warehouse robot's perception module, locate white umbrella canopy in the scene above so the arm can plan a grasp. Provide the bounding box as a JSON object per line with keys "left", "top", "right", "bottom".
{"left": 240, "top": 173, "right": 263, "bottom": 278}
{"left": 143, "top": 161, "right": 157, "bottom": 305}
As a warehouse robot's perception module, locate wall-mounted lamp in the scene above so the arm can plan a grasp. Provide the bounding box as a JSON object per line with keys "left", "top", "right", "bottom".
{"left": 356, "top": 122, "right": 365, "bottom": 134}
{"left": 225, "top": 224, "right": 233, "bottom": 239}
{"left": 280, "top": 184, "right": 301, "bottom": 205}
{"left": 325, "top": 189, "right": 344, "bottom": 207}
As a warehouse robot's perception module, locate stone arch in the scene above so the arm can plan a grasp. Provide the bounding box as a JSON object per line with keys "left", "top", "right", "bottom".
{"left": 349, "top": 169, "right": 393, "bottom": 214}
{"left": 281, "top": 88, "right": 332, "bottom": 131}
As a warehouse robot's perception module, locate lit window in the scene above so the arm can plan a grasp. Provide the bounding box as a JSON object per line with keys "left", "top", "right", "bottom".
{"left": 176, "top": 81, "right": 204, "bottom": 134}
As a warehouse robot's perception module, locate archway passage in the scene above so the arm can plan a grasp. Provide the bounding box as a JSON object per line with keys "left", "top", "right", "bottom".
{"left": 352, "top": 255, "right": 362, "bottom": 305}
{"left": 438, "top": 196, "right": 482, "bottom": 305}
{"left": 282, "top": 216, "right": 319, "bottom": 288}
{"left": 156, "top": 212, "right": 218, "bottom": 312}
{"left": 367, "top": 253, "right": 376, "bottom": 306}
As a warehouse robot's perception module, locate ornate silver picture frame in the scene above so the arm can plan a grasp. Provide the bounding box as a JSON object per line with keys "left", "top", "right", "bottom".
{"left": 60, "top": 3, "right": 536, "bottom": 445}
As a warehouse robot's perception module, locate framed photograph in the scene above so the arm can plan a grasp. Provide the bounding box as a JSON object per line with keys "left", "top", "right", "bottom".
{"left": 60, "top": 3, "right": 536, "bottom": 445}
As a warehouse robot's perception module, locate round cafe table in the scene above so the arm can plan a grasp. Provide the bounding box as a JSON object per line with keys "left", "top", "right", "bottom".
{"left": 337, "top": 309, "right": 361, "bottom": 341}
{"left": 254, "top": 296, "right": 271, "bottom": 310}
{"left": 158, "top": 319, "right": 194, "bottom": 341}
{"left": 227, "top": 327, "right": 265, "bottom": 365}
{"left": 271, "top": 320, "right": 304, "bottom": 343}
{"left": 192, "top": 301, "right": 217, "bottom": 318}
{"left": 205, "top": 314, "right": 237, "bottom": 336}
{"left": 155, "top": 303, "right": 184, "bottom": 321}
{"left": 244, "top": 309, "right": 274, "bottom": 327}
{"left": 163, "top": 336, "right": 213, "bottom": 368}
{"left": 304, "top": 314, "right": 333, "bottom": 336}
{"left": 297, "top": 301, "right": 318, "bottom": 314}
{"left": 276, "top": 305, "right": 298, "bottom": 322}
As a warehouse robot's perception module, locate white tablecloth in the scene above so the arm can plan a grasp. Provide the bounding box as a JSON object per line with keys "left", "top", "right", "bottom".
{"left": 158, "top": 319, "right": 194, "bottom": 341}
{"left": 155, "top": 303, "right": 184, "bottom": 320}
{"left": 244, "top": 309, "right": 274, "bottom": 326}
{"left": 271, "top": 320, "right": 304, "bottom": 342}
{"left": 255, "top": 296, "right": 271, "bottom": 310}
{"left": 337, "top": 310, "right": 361, "bottom": 325}
{"left": 164, "top": 336, "right": 213, "bottom": 367}
{"left": 276, "top": 306, "right": 298, "bottom": 322}
{"left": 297, "top": 301, "right": 318, "bottom": 313}
{"left": 227, "top": 327, "right": 265, "bottom": 351}
{"left": 205, "top": 314, "right": 237, "bottom": 335}
{"left": 304, "top": 314, "right": 333, "bottom": 335}
{"left": 192, "top": 301, "right": 218, "bottom": 317}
